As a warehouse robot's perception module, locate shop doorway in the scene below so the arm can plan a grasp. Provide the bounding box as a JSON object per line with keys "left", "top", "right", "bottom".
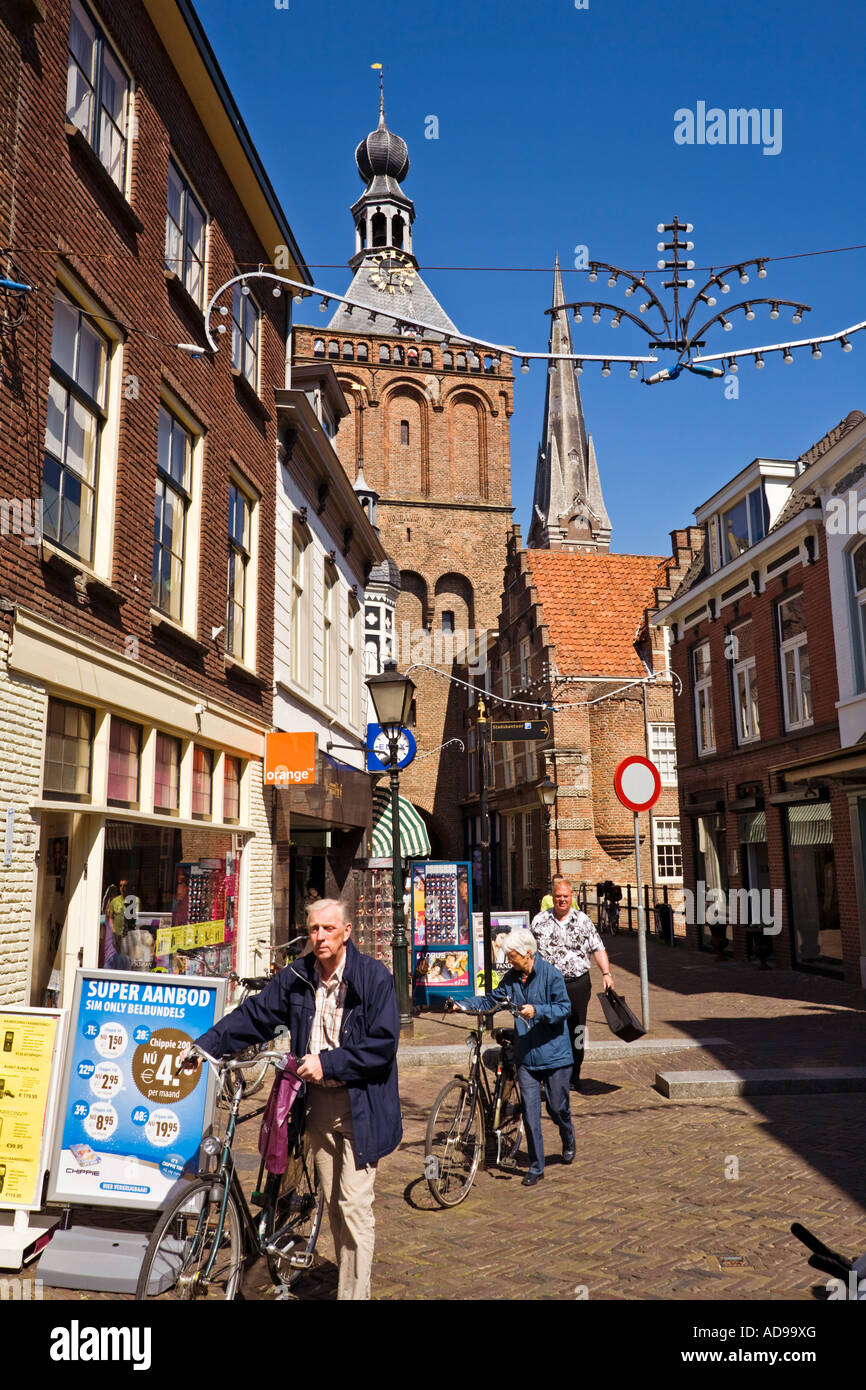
{"left": 289, "top": 830, "right": 328, "bottom": 939}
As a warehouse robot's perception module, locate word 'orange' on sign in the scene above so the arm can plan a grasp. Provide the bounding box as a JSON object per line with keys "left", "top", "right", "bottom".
{"left": 264, "top": 732, "right": 317, "bottom": 786}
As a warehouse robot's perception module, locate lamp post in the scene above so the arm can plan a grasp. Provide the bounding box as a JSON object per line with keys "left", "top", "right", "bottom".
{"left": 366, "top": 660, "right": 416, "bottom": 1034}
{"left": 537, "top": 774, "right": 558, "bottom": 881}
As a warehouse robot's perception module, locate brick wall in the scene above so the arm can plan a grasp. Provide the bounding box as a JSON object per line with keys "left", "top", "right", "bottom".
{"left": 0, "top": 621, "right": 46, "bottom": 1003}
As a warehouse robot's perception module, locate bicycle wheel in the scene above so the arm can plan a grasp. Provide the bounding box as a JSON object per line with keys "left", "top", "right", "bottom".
{"left": 135, "top": 1178, "right": 245, "bottom": 1301}
{"left": 493, "top": 1071, "right": 524, "bottom": 1166}
{"left": 425, "top": 1078, "right": 483, "bottom": 1207}
{"left": 265, "top": 1154, "right": 324, "bottom": 1289}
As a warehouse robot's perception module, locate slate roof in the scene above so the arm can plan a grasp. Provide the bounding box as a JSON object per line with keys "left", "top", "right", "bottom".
{"left": 527, "top": 550, "right": 666, "bottom": 678}
{"left": 326, "top": 265, "right": 458, "bottom": 339}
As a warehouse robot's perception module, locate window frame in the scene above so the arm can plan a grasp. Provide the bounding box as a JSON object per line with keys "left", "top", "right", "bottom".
{"left": 232, "top": 284, "right": 260, "bottom": 391}
{"left": 43, "top": 698, "right": 95, "bottom": 802}
{"left": 107, "top": 716, "right": 142, "bottom": 808}
{"left": 66, "top": 0, "right": 132, "bottom": 193}
{"left": 847, "top": 537, "right": 866, "bottom": 693}
{"left": 192, "top": 745, "right": 214, "bottom": 820}
{"left": 227, "top": 475, "right": 257, "bottom": 667}
{"left": 649, "top": 723, "right": 677, "bottom": 784}
{"left": 653, "top": 817, "right": 683, "bottom": 882}
{"left": 323, "top": 563, "right": 340, "bottom": 711}
{"left": 290, "top": 522, "right": 309, "bottom": 689}
{"left": 223, "top": 755, "right": 242, "bottom": 824}
{"left": 721, "top": 483, "right": 769, "bottom": 564}
{"left": 777, "top": 591, "right": 813, "bottom": 731}
{"left": 165, "top": 158, "right": 207, "bottom": 307}
{"left": 154, "top": 731, "right": 181, "bottom": 813}
{"left": 729, "top": 620, "right": 760, "bottom": 745}
{"left": 152, "top": 403, "right": 193, "bottom": 624}
{"left": 692, "top": 641, "right": 716, "bottom": 756}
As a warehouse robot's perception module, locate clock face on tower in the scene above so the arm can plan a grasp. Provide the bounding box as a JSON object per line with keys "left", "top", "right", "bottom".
{"left": 367, "top": 250, "right": 416, "bottom": 295}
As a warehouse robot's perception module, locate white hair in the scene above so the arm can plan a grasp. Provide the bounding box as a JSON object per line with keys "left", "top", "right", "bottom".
{"left": 501, "top": 927, "right": 537, "bottom": 958}
{"left": 306, "top": 897, "right": 349, "bottom": 926}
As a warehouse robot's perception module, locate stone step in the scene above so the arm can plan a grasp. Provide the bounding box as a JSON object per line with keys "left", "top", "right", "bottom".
{"left": 655, "top": 1067, "right": 866, "bottom": 1099}
{"left": 398, "top": 1035, "right": 731, "bottom": 1067}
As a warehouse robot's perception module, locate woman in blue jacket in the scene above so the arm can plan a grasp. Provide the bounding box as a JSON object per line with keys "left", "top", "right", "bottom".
{"left": 450, "top": 926, "right": 575, "bottom": 1186}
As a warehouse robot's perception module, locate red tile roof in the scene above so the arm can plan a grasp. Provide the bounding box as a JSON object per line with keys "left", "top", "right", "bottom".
{"left": 527, "top": 550, "right": 668, "bottom": 677}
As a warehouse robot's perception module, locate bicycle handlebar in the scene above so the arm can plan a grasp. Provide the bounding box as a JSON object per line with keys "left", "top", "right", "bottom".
{"left": 179, "top": 1043, "right": 293, "bottom": 1074}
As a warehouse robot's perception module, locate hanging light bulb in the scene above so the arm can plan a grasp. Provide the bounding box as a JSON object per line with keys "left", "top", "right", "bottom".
{"left": 744, "top": 303, "right": 755, "bottom": 321}
{"left": 721, "top": 317, "right": 732, "bottom": 331}
{"left": 548, "top": 361, "right": 556, "bottom": 376}
{"left": 684, "top": 279, "right": 695, "bottom": 288}
{"left": 769, "top": 302, "right": 780, "bottom": 319}
{"left": 608, "top": 273, "right": 618, "bottom": 288}
{"left": 728, "top": 359, "right": 738, "bottom": 374}
{"left": 657, "top": 260, "right": 666, "bottom": 270}
{"left": 601, "top": 361, "right": 611, "bottom": 377}
{"left": 757, "top": 261, "right": 768, "bottom": 278}
{"left": 639, "top": 302, "right": 650, "bottom": 314}
{"left": 217, "top": 324, "right": 227, "bottom": 334}
{"left": 592, "top": 307, "right": 601, "bottom": 323}
{"left": 273, "top": 285, "right": 282, "bottom": 297}
{"left": 575, "top": 360, "right": 583, "bottom": 376}
{"left": 719, "top": 280, "right": 730, "bottom": 294}
{"left": 706, "top": 294, "right": 717, "bottom": 306}
{"left": 588, "top": 268, "right": 598, "bottom": 283}
{"left": 319, "top": 298, "right": 329, "bottom": 312}
{"left": 684, "top": 223, "right": 694, "bottom": 233}
{"left": 240, "top": 285, "right": 250, "bottom": 297}
{"left": 657, "top": 223, "right": 666, "bottom": 234}
{"left": 293, "top": 291, "right": 304, "bottom": 303}
{"left": 792, "top": 310, "right": 803, "bottom": 324}
{"left": 738, "top": 267, "right": 749, "bottom": 284}
{"left": 783, "top": 349, "right": 794, "bottom": 364}
{"left": 684, "top": 241, "right": 695, "bottom": 251}
{"left": 629, "top": 362, "right": 638, "bottom": 378}
{"left": 754, "top": 353, "right": 765, "bottom": 369}
{"left": 611, "top": 313, "right": 622, "bottom": 328}
{"left": 841, "top": 337, "right": 853, "bottom": 352}
{"left": 812, "top": 344, "right": 822, "bottom": 359}
{"left": 657, "top": 242, "right": 666, "bottom": 252}
{"left": 219, "top": 305, "right": 228, "bottom": 315}
{"left": 521, "top": 358, "right": 530, "bottom": 374}
{"left": 624, "top": 283, "right": 635, "bottom": 297}
{"left": 573, "top": 307, "right": 582, "bottom": 323}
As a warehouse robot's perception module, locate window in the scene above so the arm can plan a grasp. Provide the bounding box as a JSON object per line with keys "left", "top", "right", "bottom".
{"left": 848, "top": 539, "right": 866, "bottom": 692}
{"left": 441, "top": 610, "right": 455, "bottom": 633}
{"left": 443, "top": 351, "right": 453, "bottom": 369}
{"left": 400, "top": 419, "right": 409, "bottom": 446}
{"left": 778, "top": 592, "right": 812, "bottom": 729}
{"left": 165, "top": 160, "right": 206, "bottom": 306}
{"left": 152, "top": 405, "right": 192, "bottom": 621}
{"left": 342, "top": 343, "right": 354, "bottom": 360}
{"left": 154, "top": 733, "right": 180, "bottom": 812}
{"left": 66, "top": 0, "right": 130, "bottom": 190}
{"left": 650, "top": 724, "right": 677, "bottom": 783}
{"left": 421, "top": 349, "right": 432, "bottom": 367}
{"left": 721, "top": 484, "right": 769, "bottom": 563}
{"left": 730, "top": 620, "right": 760, "bottom": 743}
{"left": 502, "top": 740, "right": 515, "bottom": 788}
{"left": 523, "top": 811, "right": 534, "bottom": 885}
{"left": 357, "top": 343, "right": 368, "bottom": 362}
{"left": 43, "top": 699, "right": 94, "bottom": 800}
{"left": 469, "top": 352, "right": 481, "bottom": 372}
{"left": 231, "top": 285, "right": 259, "bottom": 389}
{"left": 223, "top": 755, "right": 241, "bottom": 822}
{"left": 519, "top": 636, "right": 531, "bottom": 687}
{"left": 107, "top": 717, "right": 141, "bottom": 805}
{"left": 407, "top": 347, "right": 418, "bottom": 366}
{"left": 227, "top": 481, "right": 252, "bottom": 660}
{"left": 654, "top": 818, "right": 682, "bottom": 880}
{"left": 323, "top": 566, "right": 339, "bottom": 709}
{"left": 467, "top": 726, "right": 477, "bottom": 796}
{"left": 192, "top": 746, "right": 213, "bottom": 818}
{"left": 456, "top": 353, "right": 466, "bottom": 369}
{"left": 692, "top": 641, "right": 716, "bottom": 755}
{"left": 313, "top": 338, "right": 325, "bottom": 357}
{"left": 393, "top": 345, "right": 403, "bottom": 365}
{"left": 290, "top": 524, "right": 307, "bottom": 686}
{"left": 43, "top": 290, "right": 108, "bottom": 562}
{"left": 379, "top": 345, "right": 390, "bottom": 363}
{"left": 501, "top": 645, "right": 511, "bottom": 700}
{"left": 328, "top": 340, "right": 339, "bottom": 359}
{"left": 348, "top": 597, "right": 360, "bottom": 727}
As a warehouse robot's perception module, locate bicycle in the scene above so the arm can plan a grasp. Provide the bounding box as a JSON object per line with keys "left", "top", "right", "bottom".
{"left": 791, "top": 1222, "right": 866, "bottom": 1299}
{"left": 135, "top": 1046, "right": 323, "bottom": 1301}
{"left": 221, "top": 935, "right": 307, "bottom": 1098}
{"left": 424, "top": 1001, "right": 524, "bottom": 1207}
{"left": 598, "top": 897, "right": 620, "bottom": 936}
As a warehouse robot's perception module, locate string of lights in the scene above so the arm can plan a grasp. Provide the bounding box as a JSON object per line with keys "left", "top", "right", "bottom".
{"left": 404, "top": 660, "right": 667, "bottom": 712}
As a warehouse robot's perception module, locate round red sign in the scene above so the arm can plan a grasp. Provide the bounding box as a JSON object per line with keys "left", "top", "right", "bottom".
{"left": 614, "top": 755, "right": 662, "bottom": 813}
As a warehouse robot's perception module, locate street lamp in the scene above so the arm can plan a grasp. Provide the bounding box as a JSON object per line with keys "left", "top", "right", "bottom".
{"left": 537, "top": 776, "right": 557, "bottom": 825}
{"left": 366, "top": 660, "right": 416, "bottom": 1032}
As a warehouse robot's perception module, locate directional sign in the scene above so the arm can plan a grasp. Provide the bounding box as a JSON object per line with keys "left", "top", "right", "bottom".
{"left": 490, "top": 720, "right": 551, "bottom": 742}
{"left": 614, "top": 755, "right": 662, "bottom": 813}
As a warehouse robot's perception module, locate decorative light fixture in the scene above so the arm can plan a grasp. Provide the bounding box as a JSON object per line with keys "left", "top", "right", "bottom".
{"left": 842, "top": 337, "right": 853, "bottom": 352}
{"left": 219, "top": 306, "right": 228, "bottom": 315}
{"left": 738, "top": 267, "right": 749, "bottom": 284}
{"left": 783, "top": 349, "right": 794, "bottom": 364}
{"left": 521, "top": 357, "right": 530, "bottom": 373}
{"left": 575, "top": 360, "right": 583, "bottom": 375}
{"left": 319, "top": 297, "right": 329, "bottom": 311}
{"left": 573, "top": 308, "right": 583, "bottom": 323}
{"left": 792, "top": 310, "right": 803, "bottom": 324}
{"left": 754, "top": 353, "right": 765, "bottom": 369}
{"left": 728, "top": 359, "right": 738, "bottom": 373}
{"left": 601, "top": 361, "right": 611, "bottom": 377}
{"left": 811, "top": 343, "right": 822, "bottom": 359}
{"left": 611, "top": 313, "right": 622, "bottom": 328}
{"left": 241, "top": 285, "right": 250, "bottom": 297}
{"left": 629, "top": 362, "right": 638, "bottom": 378}
{"left": 744, "top": 303, "right": 755, "bottom": 321}
{"left": 273, "top": 286, "right": 282, "bottom": 297}
{"left": 588, "top": 268, "right": 598, "bottom": 283}
{"left": 769, "top": 302, "right": 780, "bottom": 319}
{"left": 757, "top": 260, "right": 768, "bottom": 278}
{"left": 721, "top": 317, "right": 732, "bottom": 331}
{"left": 592, "top": 306, "right": 601, "bottom": 323}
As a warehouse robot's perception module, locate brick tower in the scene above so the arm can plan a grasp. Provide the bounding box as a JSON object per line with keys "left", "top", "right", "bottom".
{"left": 293, "top": 86, "right": 513, "bottom": 855}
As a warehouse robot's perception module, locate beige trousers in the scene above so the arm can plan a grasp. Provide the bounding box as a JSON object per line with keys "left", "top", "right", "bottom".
{"left": 305, "top": 1085, "right": 377, "bottom": 1301}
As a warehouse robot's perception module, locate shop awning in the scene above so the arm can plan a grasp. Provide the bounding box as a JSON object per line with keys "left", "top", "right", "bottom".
{"left": 371, "top": 789, "right": 431, "bottom": 859}
{"left": 738, "top": 811, "right": 767, "bottom": 844}
{"left": 786, "top": 802, "right": 833, "bottom": 848}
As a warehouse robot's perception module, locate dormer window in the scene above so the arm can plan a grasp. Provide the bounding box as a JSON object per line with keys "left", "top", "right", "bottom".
{"left": 721, "top": 484, "right": 768, "bottom": 563}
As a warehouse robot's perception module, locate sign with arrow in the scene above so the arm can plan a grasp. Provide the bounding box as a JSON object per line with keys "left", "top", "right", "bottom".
{"left": 490, "top": 719, "right": 551, "bottom": 742}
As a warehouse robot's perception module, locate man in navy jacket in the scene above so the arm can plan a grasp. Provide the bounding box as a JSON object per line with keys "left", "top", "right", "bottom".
{"left": 451, "top": 925, "right": 574, "bottom": 1186}
{"left": 194, "top": 898, "right": 401, "bottom": 1299}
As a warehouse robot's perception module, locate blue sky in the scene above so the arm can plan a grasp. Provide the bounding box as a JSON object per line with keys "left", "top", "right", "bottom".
{"left": 195, "top": 0, "right": 865, "bottom": 558}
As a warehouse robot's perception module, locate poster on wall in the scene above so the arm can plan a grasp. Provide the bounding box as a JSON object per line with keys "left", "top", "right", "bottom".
{"left": 471, "top": 911, "right": 530, "bottom": 991}
{"left": 48, "top": 969, "right": 225, "bottom": 1210}
{"left": 411, "top": 862, "right": 474, "bottom": 1002}
{"left": 0, "top": 1007, "right": 66, "bottom": 1210}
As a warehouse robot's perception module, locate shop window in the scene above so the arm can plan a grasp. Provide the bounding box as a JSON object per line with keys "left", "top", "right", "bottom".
{"left": 654, "top": 818, "right": 682, "bottom": 880}
{"left": 730, "top": 619, "right": 760, "bottom": 743}
{"left": 223, "top": 756, "right": 242, "bottom": 822}
{"left": 107, "top": 717, "right": 141, "bottom": 806}
{"left": 649, "top": 724, "right": 677, "bottom": 784}
{"left": 43, "top": 699, "right": 94, "bottom": 801}
{"left": 227, "top": 480, "right": 253, "bottom": 661}
{"left": 66, "top": 0, "right": 131, "bottom": 191}
{"left": 43, "top": 288, "right": 109, "bottom": 564}
{"left": 692, "top": 641, "right": 715, "bottom": 755}
{"left": 165, "top": 159, "right": 206, "bottom": 306}
{"left": 231, "top": 284, "right": 260, "bottom": 390}
{"left": 154, "top": 732, "right": 181, "bottom": 812}
{"left": 153, "top": 404, "right": 192, "bottom": 622}
{"left": 778, "top": 592, "right": 812, "bottom": 730}
{"left": 192, "top": 746, "right": 213, "bottom": 819}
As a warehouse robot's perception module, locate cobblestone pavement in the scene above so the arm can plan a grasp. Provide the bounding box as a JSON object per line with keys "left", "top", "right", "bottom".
{"left": 14, "top": 935, "right": 866, "bottom": 1301}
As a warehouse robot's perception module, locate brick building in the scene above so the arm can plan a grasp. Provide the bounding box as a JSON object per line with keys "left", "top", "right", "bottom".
{"left": 461, "top": 266, "right": 701, "bottom": 916}
{"left": 0, "top": 0, "right": 312, "bottom": 1004}
{"left": 293, "top": 88, "right": 514, "bottom": 858}
{"left": 653, "top": 413, "right": 865, "bottom": 985}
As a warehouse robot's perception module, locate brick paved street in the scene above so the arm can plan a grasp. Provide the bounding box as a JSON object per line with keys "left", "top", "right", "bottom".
{"left": 15, "top": 935, "right": 866, "bottom": 1302}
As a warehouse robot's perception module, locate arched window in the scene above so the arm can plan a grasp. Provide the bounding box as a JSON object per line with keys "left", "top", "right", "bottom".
{"left": 328, "top": 340, "right": 339, "bottom": 358}
{"left": 356, "top": 220, "right": 366, "bottom": 249}
{"left": 392, "top": 215, "right": 405, "bottom": 249}
{"left": 379, "top": 344, "right": 390, "bottom": 363}
{"left": 313, "top": 338, "right": 325, "bottom": 357}
{"left": 371, "top": 212, "right": 387, "bottom": 246}
{"left": 469, "top": 352, "right": 481, "bottom": 372}
{"left": 407, "top": 347, "right": 419, "bottom": 366}
{"left": 421, "top": 348, "right": 433, "bottom": 367}
{"left": 400, "top": 420, "right": 409, "bottom": 446}
{"left": 443, "top": 351, "right": 453, "bottom": 369}
{"left": 484, "top": 355, "right": 496, "bottom": 373}
{"left": 393, "top": 345, "right": 404, "bottom": 364}
{"left": 357, "top": 343, "right": 368, "bottom": 361}
{"left": 456, "top": 353, "right": 466, "bottom": 369}
{"left": 342, "top": 342, "right": 354, "bottom": 359}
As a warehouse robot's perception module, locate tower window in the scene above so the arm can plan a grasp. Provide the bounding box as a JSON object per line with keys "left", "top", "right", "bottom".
{"left": 313, "top": 338, "right": 325, "bottom": 357}
{"left": 393, "top": 345, "right": 403, "bottom": 364}
{"left": 357, "top": 220, "right": 366, "bottom": 248}
{"left": 469, "top": 352, "right": 481, "bottom": 372}
{"left": 357, "top": 343, "right": 368, "bottom": 361}
{"left": 456, "top": 353, "right": 466, "bottom": 369}
{"left": 442, "top": 610, "right": 455, "bottom": 633}
{"left": 400, "top": 420, "right": 409, "bottom": 446}
{"left": 342, "top": 342, "right": 354, "bottom": 359}
{"left": 371, "top": 212, "right": 387, "bottom": 246}
{"left": 421, "top": 348, "right": 433, "bottom": 367}
{"left": 443, "top": 351, "right": 453, "bottom": 369}
{"left": 406, "top": 527, "right": 411, "bottom": 541}
{"left": 379, "top": 345, "right": 390, "bottom": 363}
{"left": 328, "top": 340, "right": 339, "bottom": 358}
{"left": 407, "top": 347, "right": 418, "bottom": 366}
{"left": 392, "top": 215, "right": 405, "bottom": 249}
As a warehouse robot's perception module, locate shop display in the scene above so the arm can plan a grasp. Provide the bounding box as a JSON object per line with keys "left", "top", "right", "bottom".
{"left": 411, "top": 862, "right": 474, "bottom": 1001}
{"left": 355, "top": 867, "right": 394, "bottom": 969}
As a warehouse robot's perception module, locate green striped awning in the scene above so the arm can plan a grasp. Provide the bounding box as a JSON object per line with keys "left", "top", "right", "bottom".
{"left": 371, "top": 789, "right": 431, "bottom": 859}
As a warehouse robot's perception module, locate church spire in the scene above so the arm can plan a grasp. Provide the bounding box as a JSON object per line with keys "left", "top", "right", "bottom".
{"left": 528, "top": 255, "right": 612, "bottom": 553}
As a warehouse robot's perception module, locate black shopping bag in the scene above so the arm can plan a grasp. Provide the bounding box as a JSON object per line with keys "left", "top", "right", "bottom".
{"left": 599, "top": 986, "right": 646, "bottom": 1043}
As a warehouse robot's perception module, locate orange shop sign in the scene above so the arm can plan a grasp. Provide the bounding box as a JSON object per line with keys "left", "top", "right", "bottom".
{"left": 264, "top": 732, "right": 317, "bottom": 786}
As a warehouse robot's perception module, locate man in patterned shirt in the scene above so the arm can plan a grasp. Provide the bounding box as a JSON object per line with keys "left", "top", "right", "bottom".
{"left": 531, "top": 878, "right": 614, "bottom": 1091}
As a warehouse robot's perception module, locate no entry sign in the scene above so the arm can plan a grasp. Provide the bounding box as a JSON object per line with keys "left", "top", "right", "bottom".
{"left": 614, "top": 755, "right": 661, "bottom": 813}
